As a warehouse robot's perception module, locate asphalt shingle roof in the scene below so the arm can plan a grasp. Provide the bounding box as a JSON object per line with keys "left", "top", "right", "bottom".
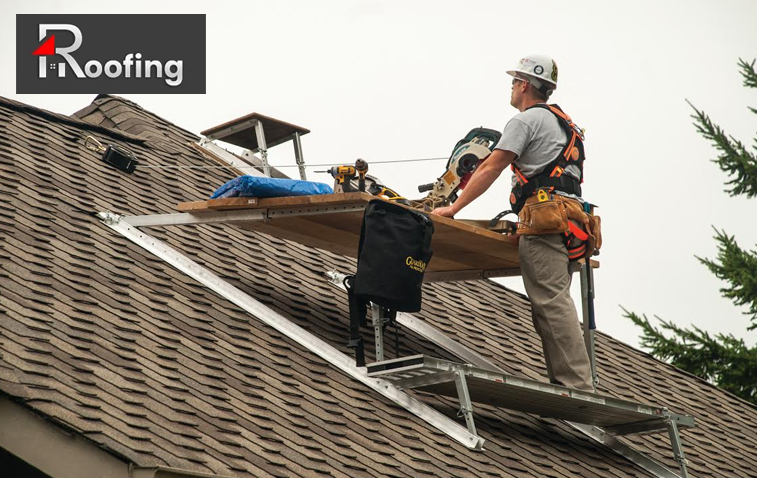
{"left": 1, "top": 94, "right": 756, "bottom": 477}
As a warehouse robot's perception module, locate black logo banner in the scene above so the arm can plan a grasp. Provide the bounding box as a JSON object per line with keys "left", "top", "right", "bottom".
{"left": 16, "top": 14, "right": 206, "bottom": 94}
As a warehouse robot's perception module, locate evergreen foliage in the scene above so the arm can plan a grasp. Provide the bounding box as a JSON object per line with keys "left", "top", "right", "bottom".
{"left": 686, "top": 60, "right": 757, "bottom": 198}
{"left": 624, "top": 59, "right": 757, "bottom": 404}
{"left": 624, "top": 309, "right": 757, "bottom": 403}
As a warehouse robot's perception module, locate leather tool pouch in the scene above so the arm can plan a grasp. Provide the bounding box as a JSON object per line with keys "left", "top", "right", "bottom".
{"left": 517, "top": 193, "right": 570, "bottom": 235}
{"left": 517, "top": 192, "right": 603, "bottom": 256}
{"left": 588, "top": 215, "right": 602, "bottom": 251}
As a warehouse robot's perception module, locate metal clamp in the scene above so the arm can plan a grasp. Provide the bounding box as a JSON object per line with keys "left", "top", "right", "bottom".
{"left": 98, "top": 211, "right": 123, "bottom": 225}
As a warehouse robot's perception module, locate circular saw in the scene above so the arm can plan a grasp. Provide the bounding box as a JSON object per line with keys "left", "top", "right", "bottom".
{"left": 416, "top": 127, "right": 502, "bottom": 211}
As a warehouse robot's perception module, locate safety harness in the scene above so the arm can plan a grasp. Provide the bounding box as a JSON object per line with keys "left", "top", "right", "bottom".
{"left": 565, "top": 216, "right": 590, "bottom": 260}
{"left": 509, "top": 104, "right": 586, "bottom": 215}
{"left": 508, "top": 104, "right": 592, "bottom": 260}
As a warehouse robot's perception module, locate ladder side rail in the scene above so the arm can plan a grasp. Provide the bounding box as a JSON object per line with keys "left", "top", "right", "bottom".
{"left": 196, "top": 138, "right": 266, "bottom": 177}
{"left": 98, "top": 213, "right": 484, "bottom": 451}
{"left": 568, "top": 422, "right": 685, "bottom": 478}
{"left": 116, "top": 204, "right": 368, "bottom": 228}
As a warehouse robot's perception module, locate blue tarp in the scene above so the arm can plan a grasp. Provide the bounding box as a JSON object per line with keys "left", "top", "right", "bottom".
{"left": 211, "top": 175, "right": 334, "bottom": 199}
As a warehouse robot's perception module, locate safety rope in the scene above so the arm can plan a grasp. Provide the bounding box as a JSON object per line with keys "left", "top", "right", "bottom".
{"left": 83, "top": 135, "right": 446, "bottom": 170}
{"left": 136, "top": 156, "right": 448, "bottom": 170}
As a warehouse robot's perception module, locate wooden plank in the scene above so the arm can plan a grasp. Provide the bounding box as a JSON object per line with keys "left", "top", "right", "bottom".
{"left": 235, "top": 213, "right": 485, "bottom": 272}
{"left": 257, "top": 192, "right": 370, "bottom": 208}
{"left": 429, "top": 213, "right": 511, "bottom": 242}
{"left": 177, "top": 200, "right": 210, "bottom": 212}
{"left": 457, "top": 219, "right": 498, "bottom": 229}
{"left": 173, "top": 193, "right": 602, "bottom": 274}
{"left": 430, "top": 217, "right": 519, "bottom": 267}
{"left": 237, "top": 217, "right": 361, "bottom": 258}
{"left": 177, "top": 192, "right": 372, "bottom": 212}
{"left": 175, "top": 193, "right": 525, "bottom": 273}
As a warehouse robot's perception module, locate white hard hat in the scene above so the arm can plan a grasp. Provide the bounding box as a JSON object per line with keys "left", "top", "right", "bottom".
{"left": 507, "top": 54, "right": 558, "bottom": 91}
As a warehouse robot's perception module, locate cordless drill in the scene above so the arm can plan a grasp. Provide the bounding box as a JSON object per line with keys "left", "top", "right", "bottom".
{"left": 321, "top": 159, "right": 369, "bottom": 193}
{"left": 355, "top": 158, "right": 368, "bottom": 192}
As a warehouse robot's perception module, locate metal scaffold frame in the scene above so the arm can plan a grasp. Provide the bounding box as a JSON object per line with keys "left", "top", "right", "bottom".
{"left": 98, "top": 208, "right": 694, "bottom": 478}
{"left": 326, "top": 271, "right": 692, "bottom": 478}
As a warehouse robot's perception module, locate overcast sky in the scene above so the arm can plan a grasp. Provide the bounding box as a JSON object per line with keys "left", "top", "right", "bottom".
{"left": 2, "top": 0, "right": 756, "bottom": 352}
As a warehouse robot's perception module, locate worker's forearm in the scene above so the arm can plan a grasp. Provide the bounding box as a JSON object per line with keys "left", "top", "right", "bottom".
{"left": 450, "top": 163, "right": 502, "bottom": 213}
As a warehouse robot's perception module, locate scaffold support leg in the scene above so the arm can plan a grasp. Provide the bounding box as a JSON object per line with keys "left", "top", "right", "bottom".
{"left": 454, "top": 369, "right": 477, "bottom": 436}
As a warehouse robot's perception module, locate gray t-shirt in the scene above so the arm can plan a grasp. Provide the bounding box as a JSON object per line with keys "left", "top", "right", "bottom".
{"left": 495, "top": 106, "right": 581, "bottom": 187}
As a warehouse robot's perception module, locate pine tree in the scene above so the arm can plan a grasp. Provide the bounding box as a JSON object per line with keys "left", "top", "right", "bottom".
{"left": 624, "top": 58, "right": 757, "bottom": 404}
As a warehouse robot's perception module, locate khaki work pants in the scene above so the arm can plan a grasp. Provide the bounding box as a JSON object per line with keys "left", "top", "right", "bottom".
{"left": 518, "top": 234, "right": 593, "bottom": 391}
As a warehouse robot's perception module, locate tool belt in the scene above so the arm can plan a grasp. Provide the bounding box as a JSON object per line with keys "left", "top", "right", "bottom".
{"left": 516, "top": 190, "right": 602, "bottom": 259}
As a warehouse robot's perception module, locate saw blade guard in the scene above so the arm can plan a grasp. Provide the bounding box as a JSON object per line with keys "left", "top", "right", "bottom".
{"left": 415, "top": 127, "right": 502, "bottom": 211}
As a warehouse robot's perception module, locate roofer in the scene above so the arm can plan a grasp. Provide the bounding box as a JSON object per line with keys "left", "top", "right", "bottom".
{"left": 432, "top": 54, "right": 600, "bottom": 391}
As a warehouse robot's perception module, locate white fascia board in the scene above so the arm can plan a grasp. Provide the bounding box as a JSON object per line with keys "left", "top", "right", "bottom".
{"left": 0, "top": 396, "right": 233, "bottom": 478}
{"left": 0, "top": 396, "right": 131, "bottom": 478}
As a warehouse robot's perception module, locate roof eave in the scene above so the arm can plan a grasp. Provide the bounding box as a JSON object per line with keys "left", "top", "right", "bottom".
{"left": 0, "top": 395, "right": 229, "bottom": 478}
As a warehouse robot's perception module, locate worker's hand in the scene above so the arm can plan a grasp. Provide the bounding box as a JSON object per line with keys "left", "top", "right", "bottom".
{"left": 431, "top": 205, "right": 457, "bottom": 218}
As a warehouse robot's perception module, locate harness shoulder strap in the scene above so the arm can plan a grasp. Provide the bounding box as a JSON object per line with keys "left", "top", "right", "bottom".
{"left": 509, "top": 104, "right": 586, "bottom": 213}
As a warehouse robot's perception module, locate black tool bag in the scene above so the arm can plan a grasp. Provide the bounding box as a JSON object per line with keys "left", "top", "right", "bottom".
{"left": 345, "top": 199, "right": 434, "bottom": 366}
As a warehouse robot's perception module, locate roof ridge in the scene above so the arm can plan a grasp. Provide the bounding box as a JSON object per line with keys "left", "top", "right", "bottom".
{"left": 74, "top": 94, "right": 199, "bottom": 142}
{"left": 93, "top": 93, "right": 144, "bottom": 110}
{"left": 0, "top": 95, "right": 144, "bottom": 144}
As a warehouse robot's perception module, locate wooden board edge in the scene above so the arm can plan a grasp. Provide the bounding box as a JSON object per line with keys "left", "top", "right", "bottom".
{"left": 177, "top": 200, "right": 209, "bottom": 211}
{"left": 177, "top": 192, "right": 376, "bottom": 212}
{"left": 177, "top": 197, "right": 260, "bottom": 211}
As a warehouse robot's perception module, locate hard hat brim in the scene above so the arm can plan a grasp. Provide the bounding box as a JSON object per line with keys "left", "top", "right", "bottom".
{"left": 507, "top": 70, "right": 556, "bottom": 87}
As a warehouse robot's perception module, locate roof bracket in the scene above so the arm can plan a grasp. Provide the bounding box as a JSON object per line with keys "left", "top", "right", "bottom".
{"left": 326, "top": 269, "right": 695, "bottom": 478}
{"left": 99, "top": 211, "right": 124, "bottom": 225}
